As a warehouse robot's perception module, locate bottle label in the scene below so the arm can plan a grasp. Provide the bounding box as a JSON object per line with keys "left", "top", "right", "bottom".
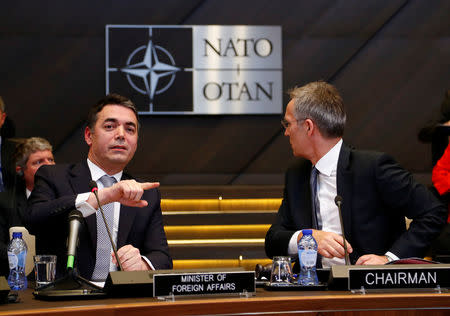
{"left": 300, "top": 250, "right": 317, "bottom": 267}
{"left": 7, "top": 252, "right": 18, "bottom": 270}
{"left": 17, "top": 251, "right": 27, "bottom": 269}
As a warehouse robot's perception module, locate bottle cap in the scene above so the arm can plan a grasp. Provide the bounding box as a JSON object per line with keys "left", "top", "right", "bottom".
{"left": 12, "top": 232, "right": 23, "bottom": 239}
{"left": 302, "top": 229, "right": 312, "bottom": 235}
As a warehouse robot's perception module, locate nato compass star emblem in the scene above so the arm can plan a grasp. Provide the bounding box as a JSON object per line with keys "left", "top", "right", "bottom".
{"left": 120, "top": 39, "right": 180, "bottom": 110}
{"left": 107, "top": 26, "right": 194, "bottom": 113}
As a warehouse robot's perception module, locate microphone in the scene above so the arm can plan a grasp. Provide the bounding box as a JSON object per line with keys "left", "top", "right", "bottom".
{"left": 334, "top": 195, "right": 350, "bottom": 265}
{"left": 67, "top": 210, "right": 83, "bottom": 270}
{"left": 89, "top": 180, "right": 123, "bottom": 271}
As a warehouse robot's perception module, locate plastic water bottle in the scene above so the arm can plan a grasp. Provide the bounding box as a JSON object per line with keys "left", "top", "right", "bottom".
{"left": 7, "top": 232, "right": 28, "bottom": 290}
{"left": 297, "top": 229, "right": 318, "bottom": 285}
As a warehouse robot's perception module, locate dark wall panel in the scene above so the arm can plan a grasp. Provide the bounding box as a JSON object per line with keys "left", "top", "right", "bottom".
{"left": 1, "top": 0, "right": 448, "bottom": 185}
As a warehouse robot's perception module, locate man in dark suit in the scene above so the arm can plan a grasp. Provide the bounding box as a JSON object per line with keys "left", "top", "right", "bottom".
{"left": 0, "top": 137, "right": 55, "bottom": 276}
{"left": 265, "top": 81, "right": 447, "bottom": 267}
{"left": 26, "top": 94, "right": 172, "bottom": 280}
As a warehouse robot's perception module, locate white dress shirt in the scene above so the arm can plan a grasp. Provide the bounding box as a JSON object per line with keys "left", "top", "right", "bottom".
{"left": 314, "top": 139, "right": 345, "bottom": 267}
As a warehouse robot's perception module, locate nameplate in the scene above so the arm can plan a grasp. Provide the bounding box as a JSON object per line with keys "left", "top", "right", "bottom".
{"left": 153, "top": 271, "right": 255, "bottom": 297}
{"left": 349, "top": 266, "right": 450, "bottom": 290}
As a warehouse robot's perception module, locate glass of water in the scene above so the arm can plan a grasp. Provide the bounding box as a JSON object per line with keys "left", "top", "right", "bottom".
{"left": 270, "top": 256, "right": 292, "bottom": 285}
{"left": 33, "top": 255, "right": 57, "bottom": 288}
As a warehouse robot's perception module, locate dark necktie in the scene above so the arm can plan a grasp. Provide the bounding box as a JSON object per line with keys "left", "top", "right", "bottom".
{"left": 92, "top": 175, "right": 116, "bottom": 281}
{"left": 310, "top": 167, "right": 323, "bottom": 268}
{"left": 310, "top": 167, "right": 322, "bottom": 230}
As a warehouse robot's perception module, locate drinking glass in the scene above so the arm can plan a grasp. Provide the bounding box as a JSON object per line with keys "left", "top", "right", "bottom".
{"left": 270, "top": 256, "right": 292, "bottom": 285}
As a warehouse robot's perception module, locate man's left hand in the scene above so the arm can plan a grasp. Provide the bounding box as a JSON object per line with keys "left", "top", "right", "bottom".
{"left": 355, "top": 254, "right": 388, "bottom": 265}
{"left": 112, "top": 245, "right": 151, "bottom": 271}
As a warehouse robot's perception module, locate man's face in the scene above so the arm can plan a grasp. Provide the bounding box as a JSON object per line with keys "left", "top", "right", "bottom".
{"left": 85, "top": 104, "right": 138, "bottom": 174}
{"left": 23, "top": 150, "right": 55, "bottom": 190}
{"left": 283, "top": 100, "right": 309, "bottom": 157}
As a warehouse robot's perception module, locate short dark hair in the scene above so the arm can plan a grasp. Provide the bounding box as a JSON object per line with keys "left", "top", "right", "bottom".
{"left": 289, "top": 81, "right": 346, "bottom": 138}
{"left": 86, "top": 93, "right": 139, "bottom": 130}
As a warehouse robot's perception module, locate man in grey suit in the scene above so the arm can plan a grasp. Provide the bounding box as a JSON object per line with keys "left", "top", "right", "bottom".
{"left": 265, "top": 81, "right": 446, "bottom": 267}
{"left": 26, "top": 94, "right": 172, "bottom": 280}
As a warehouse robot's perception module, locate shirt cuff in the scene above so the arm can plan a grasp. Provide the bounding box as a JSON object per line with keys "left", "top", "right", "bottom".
{"left": 75, "top": 192, "right": 97, "bottom": 217}
{"left": 141, "top": 255, "right": 155, "bottom": 270}
{"left": 288, "top": 231, "right": 301, "bottom": 257}
{"left": 385, "top": 251, "right": 399, "bottom": 262}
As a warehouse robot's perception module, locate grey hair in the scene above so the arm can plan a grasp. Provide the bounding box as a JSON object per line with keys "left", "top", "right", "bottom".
{"left": 289, "top": 81, "right": 346, "bottom": 138}
{"left": 15, "top": 137, "right": 53, "bottom": 168}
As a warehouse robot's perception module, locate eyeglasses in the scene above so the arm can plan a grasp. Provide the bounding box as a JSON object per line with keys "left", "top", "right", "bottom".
{"left": 281, "top": 118, "right": 295, "bottom": 129}
{"left": 281, "top": 118, "right": 307, "bottom": 129}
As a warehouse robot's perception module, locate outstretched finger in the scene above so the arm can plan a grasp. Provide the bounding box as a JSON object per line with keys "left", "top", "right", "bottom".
{"left": 121, "top": 200, "right": 149, "bottom": 208}
{"left": 140, "top": 182, "right": 160, "bottom": 190}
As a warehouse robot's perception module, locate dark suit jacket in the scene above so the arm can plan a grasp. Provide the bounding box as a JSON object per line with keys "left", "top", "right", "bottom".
{"left": 265, "top": 143, "right": 447, "bottom": 264}
{"left": 0, "top": 178, "right": 27, "bottom": 276}
{"left": 25, "top": 161, "right": 172, "bottom": 279}
{"left": 1, "top": 137, "right": 17, "bottom": 192}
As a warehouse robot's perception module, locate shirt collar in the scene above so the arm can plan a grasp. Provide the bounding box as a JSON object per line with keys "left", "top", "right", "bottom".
{"left": 87, "top": 158, "right": 123, "bottom": 183}
{"left": 315, "top": 139, "right": 343, "bottom": 176}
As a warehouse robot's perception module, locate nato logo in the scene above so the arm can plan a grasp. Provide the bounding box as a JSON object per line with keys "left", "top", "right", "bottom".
{"left": 106, "top": 26, "right": 193, "bottom": 113}
{"left": 106, "top": 25, "right": 282, "bottom": 115}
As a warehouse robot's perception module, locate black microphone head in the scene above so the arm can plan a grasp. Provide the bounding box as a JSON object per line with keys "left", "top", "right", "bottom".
{"left": 89, "top": 180, "right": 98, "bottom": 191}
{"left": 334, "top": 195, "right": 343, "bottom": 206}
{"left": 68, "top": 210, "right": 83, "bottom": 222}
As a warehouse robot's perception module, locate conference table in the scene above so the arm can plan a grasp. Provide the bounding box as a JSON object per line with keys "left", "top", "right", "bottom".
{"left": 1, "top": 286, "right": 449, "bottom": 315}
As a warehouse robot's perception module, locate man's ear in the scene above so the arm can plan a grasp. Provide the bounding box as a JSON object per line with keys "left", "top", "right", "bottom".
{"left": 16, "top": 165, "right": 23, "bottom": 177}
{"left": 304, "top": 119, "right": 314, "bottom": 133}
{"left": 84, "top": 126, "right": 93, "bottom": 146}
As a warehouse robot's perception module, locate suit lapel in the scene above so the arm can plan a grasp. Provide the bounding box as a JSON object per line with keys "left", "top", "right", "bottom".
{"left": 117, "top": 205, "right": 137, "bottom": 248}
{"left": 16, "top": 192, "right": 28, "bottom": 223}
{"left": 68, "top": 161, "right": 97, "bottom": 247}
{"left": 336, "top": 143, "right": 353, "bottom": 245}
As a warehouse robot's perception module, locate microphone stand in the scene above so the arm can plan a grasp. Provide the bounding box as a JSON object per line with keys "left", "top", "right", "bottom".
{"left": 335, "top": 196, "right": 350, "bottom": 265}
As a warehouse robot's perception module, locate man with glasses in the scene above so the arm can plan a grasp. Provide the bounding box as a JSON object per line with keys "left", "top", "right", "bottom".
{"left": 265, "top": 81, "right": 446, "bottom": 267}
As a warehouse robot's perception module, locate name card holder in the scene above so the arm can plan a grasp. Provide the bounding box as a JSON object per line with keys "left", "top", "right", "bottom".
{"left": 153, "top": 271, "right": 255, "bottom": 300}
{"left": 347, "top": 264, "right": 450, "bottom": 294}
